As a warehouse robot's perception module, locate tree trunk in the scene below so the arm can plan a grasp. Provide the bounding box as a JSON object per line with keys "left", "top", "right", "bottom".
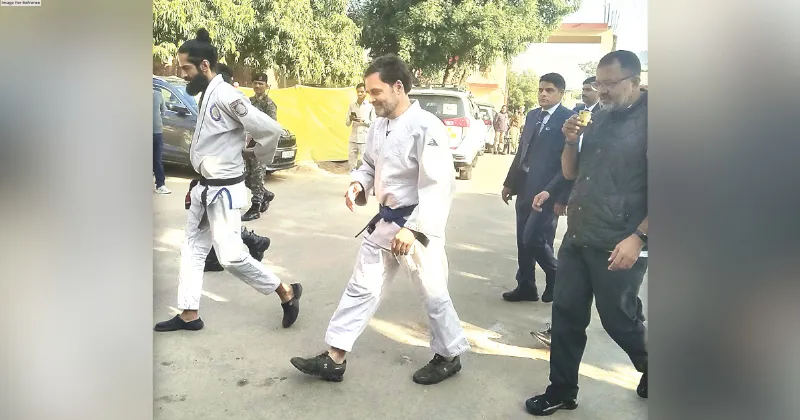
{"left": 458, "top": 66, "right": 471, "bottom": 86}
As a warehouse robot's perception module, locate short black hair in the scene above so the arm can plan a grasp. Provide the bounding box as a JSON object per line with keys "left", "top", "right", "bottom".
{"left": 539, "top": 73, "right": 566, "bottom": 91}
{"left": 356, "top": 82, "right": 365, "bottom": 90}
{"left": 178, "top": 28, "right": 218, "bottom": 69}
{"left": 598, "top": 50, "right": 641, "bottom": 77}
{"left": 583, "top": 76, "right": 596, "bottom": 85}
{"left": 363, "top": 54, "right": 413, "bottom": 94}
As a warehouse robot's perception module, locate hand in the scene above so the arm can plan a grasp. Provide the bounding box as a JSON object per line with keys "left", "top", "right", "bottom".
{"left": 501, "top": 187, "right": 513, "bottom": 205}
{"left": 532, "top": 191, "right": 550, "bottom": 212}
{"left": 562, "top": 114, "right": 590, "bottom": 143}
{"left": 344, "top": 182, "right": 363, "bottom": 211}
{"left": 353, "top": 118, "right": 363, "bottom": 123}
{"left": 391, "top": 228, "right": 416, "bottom": 255}
{"left": 554, "top": 202, "right": 567, "bottom": 217}
{"left": 608, "top": 234, "right": 645, "bottom": 271}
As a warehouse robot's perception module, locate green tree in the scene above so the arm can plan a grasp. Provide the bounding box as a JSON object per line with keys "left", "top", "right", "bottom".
{"left": 153, "top": 0, "right": 364, "bottom": 87}
{"left": 237, "top": 0, "right": 364, "bottom": 87}
{"left": 152, "top": 0, "right": 256, "bottom": 63}
{"left": 506, "top": 70, "right": 539, "bottom": 111}
{"left": 578, "top": 60, "right": 597, "bottom": 79}
{"left": 350, "top": 0, "right": 580, "bottom": 84}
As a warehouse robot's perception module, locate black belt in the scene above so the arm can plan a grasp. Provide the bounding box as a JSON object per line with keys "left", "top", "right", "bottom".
{"left": 197, "top": 174, "right": 246, "bottom": 211}
{"left": 199, "top": 174, "right": 246, "bottom": 187}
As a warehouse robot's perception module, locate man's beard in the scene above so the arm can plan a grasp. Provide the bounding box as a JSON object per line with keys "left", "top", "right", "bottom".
{"left": 186, "top": 73, "right": 210, "bottom": 96}
{"left": 374, "top": 101, "right": 395, "bottom": 118}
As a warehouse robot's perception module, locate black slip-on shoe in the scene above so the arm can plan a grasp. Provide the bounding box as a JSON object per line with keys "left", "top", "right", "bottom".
{"left": 154, "top": 315, "right": 204, "bottom": 332}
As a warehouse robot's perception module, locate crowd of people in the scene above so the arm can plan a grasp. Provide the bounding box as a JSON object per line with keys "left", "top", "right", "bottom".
{"left": 152, "top": 28, "right": 648, "bottom": 417}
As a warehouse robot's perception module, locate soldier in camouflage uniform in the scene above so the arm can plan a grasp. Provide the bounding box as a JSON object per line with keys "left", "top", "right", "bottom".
{"left": 241, "top": 72, "right": 278, "bottom": 221}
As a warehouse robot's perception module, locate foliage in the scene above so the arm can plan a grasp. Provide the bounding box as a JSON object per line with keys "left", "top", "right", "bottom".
{"left": 153, "top": 0, "right": 364, "bottom": 87}
{"left": 350, "top": 0, "right": 581, "bottom": 84}
{"left": 578, "top": 60, "right": 597, "bottom": 79}
{"left": 506, "top": 70, "right": 539, "bottom": 111}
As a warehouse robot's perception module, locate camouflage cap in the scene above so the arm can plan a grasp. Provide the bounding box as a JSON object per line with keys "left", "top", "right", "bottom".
{"left": 253, "top": 73, "right": 269, "bottom": 83}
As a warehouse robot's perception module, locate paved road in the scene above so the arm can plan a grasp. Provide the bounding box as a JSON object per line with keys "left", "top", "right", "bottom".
{"left": 153, "top": 154, "right": 648, "bottom": 419}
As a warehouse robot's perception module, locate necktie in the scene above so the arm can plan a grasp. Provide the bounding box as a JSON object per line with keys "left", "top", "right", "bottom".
{"left": 520, "top": 111, "right": 548, "bottom": 172}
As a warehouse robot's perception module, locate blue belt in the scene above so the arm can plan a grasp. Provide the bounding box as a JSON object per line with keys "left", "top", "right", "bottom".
{"left": 355, "top": 204, "right": 417, "bottom": 238}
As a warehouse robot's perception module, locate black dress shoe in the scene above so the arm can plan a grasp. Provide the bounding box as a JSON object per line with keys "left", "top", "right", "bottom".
{"left": 281, "top": 283, "right": 303, "bottom": 328}
{"left": 525, "top": 393, "right": 578, "bottom": 416}
{"left": 530, "top": 323, "right": 552, "bottom": 347}
{"left": 637, "top": 371, "right": 648, "bottom": 398}
{"left": 241, "top": 204, "right": 261, "bottom": 221}
{"left": 541, "top": 286, "right": 554, "bottom": 303}
{"left": 502, "top": 288, "right": 539, "bottom": 302}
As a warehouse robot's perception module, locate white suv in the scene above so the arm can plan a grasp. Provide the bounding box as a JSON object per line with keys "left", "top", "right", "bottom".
{"left": 409, "top": 87, "right": 485, "bottom": 180}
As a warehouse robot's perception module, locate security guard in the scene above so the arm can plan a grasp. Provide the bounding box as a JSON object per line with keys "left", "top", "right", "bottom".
{"left": 241, "top": 73, "right": 278, "bottom": 221}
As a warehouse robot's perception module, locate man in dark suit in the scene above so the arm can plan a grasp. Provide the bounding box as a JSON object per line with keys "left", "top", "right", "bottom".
{"left": 501, "top": 73, "right": 575, "bottom": 303}
{"left": 572, "top": 76, "right": 599, "bottom": 113}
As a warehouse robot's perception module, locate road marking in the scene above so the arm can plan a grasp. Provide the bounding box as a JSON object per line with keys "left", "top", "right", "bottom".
{"left": 167, "top": 306, "right": 181, "bottom": 316}
{"left": 369, "top": 318, "right": 639, "bottom": 391}
{"left": 201, "top": 290, "right": 229, "bottom": 302}
{"left": 457, "top": 271, "right": 490, "bottom": 281}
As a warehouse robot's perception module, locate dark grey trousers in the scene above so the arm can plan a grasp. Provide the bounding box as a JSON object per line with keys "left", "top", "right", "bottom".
{"left": 545, "top": 241, "right": 648, "bottom": 400}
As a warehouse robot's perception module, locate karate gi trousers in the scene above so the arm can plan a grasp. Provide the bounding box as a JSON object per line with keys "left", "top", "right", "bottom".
{"left": 177, "top": 180, "right": 282, "bottom": 310}
{"left": 325, "top": 221, "right": 470, "bottom": 357}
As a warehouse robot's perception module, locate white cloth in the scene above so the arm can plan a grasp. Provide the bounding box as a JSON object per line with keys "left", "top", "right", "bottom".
{"left": 351, "top": 100, "right": 456, "bottom": 240}
{"left": 327, "top": 100, "right": 469, "bottom": 356}
{"left": 345, "top": 100, "right": 376, "bottom": 144}
{"left": 190, "top": 74, "right": 283, "bottom": 179}
{"left": 325, "top": 235, "right": 470, "bottom": 357}
{"left": 177, "top": 182, "right": 282, "bottom": 310}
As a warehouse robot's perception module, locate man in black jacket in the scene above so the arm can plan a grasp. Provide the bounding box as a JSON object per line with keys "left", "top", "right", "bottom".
{"left": 501, "top": 73, "right": 574, "bottom": 303}
{"left": 525, "top": 50, "right": 649, "bottom": 416}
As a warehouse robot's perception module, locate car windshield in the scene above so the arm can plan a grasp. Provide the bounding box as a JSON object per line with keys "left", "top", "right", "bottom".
{"left": 410, "top": 94, "right": 466, "bottom": 119}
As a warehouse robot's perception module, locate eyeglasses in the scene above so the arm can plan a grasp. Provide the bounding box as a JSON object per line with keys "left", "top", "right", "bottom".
{"left": 591, "top": 74, "right": 637, "bottom": 91}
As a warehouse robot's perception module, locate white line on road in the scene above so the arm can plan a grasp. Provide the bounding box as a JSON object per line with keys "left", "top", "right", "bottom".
{"left": 201, "top": 290, "right": 229, "bottom": 302}
{"left": 167, "top": 306, "right": 181, "bottom": 316}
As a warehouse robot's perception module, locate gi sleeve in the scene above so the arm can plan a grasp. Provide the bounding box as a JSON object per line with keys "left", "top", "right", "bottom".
{"left": 351, "top": 123, "right": 377, "bottom": 201}
{"left": 219, "top": 88, "right": 283, "bottom": 165}
{"left": 403, "top": 121, "right": 455, "bottom": 239}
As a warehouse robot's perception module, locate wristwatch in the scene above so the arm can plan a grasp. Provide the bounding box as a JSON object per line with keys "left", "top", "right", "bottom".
{"left": 634, "top": 229, "right": 648, "bottom": 244}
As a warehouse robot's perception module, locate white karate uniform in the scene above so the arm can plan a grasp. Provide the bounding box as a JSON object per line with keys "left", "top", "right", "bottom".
{"left": 324, "top": 100, "right": 471, "bottom": 357}
{"left": 177, "top": 74, "right": 284, "bottom": 310}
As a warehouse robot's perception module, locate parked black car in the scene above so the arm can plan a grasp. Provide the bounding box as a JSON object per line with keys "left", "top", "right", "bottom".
{"left": 152, "top": 76, "right": 297, "bottom": 172}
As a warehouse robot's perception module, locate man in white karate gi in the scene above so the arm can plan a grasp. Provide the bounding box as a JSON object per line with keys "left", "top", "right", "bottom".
{"left": 290, "top": 55, "right": 470, "bottom": 385}
{"left": 154, "top": 29, "right": 303, "bottom": 332}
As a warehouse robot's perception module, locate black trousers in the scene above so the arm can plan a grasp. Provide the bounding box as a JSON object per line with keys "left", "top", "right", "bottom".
{"left": 514, "top": 200, "right": 558, "bottom": 293}
{"left": 546, "top": 241, "right": 648, "bottom": 400}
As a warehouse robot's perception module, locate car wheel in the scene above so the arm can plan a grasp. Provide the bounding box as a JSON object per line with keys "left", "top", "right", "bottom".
{"left": 471, "top": 156, "right": 478, "bottom": 168}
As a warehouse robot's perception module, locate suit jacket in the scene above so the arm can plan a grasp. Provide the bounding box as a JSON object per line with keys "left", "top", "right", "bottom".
{"left": 503, "top": 104, "right": 575, "bottom": 206}
{"left": 573, "top": 103, "right": 586, "bottom": 112}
